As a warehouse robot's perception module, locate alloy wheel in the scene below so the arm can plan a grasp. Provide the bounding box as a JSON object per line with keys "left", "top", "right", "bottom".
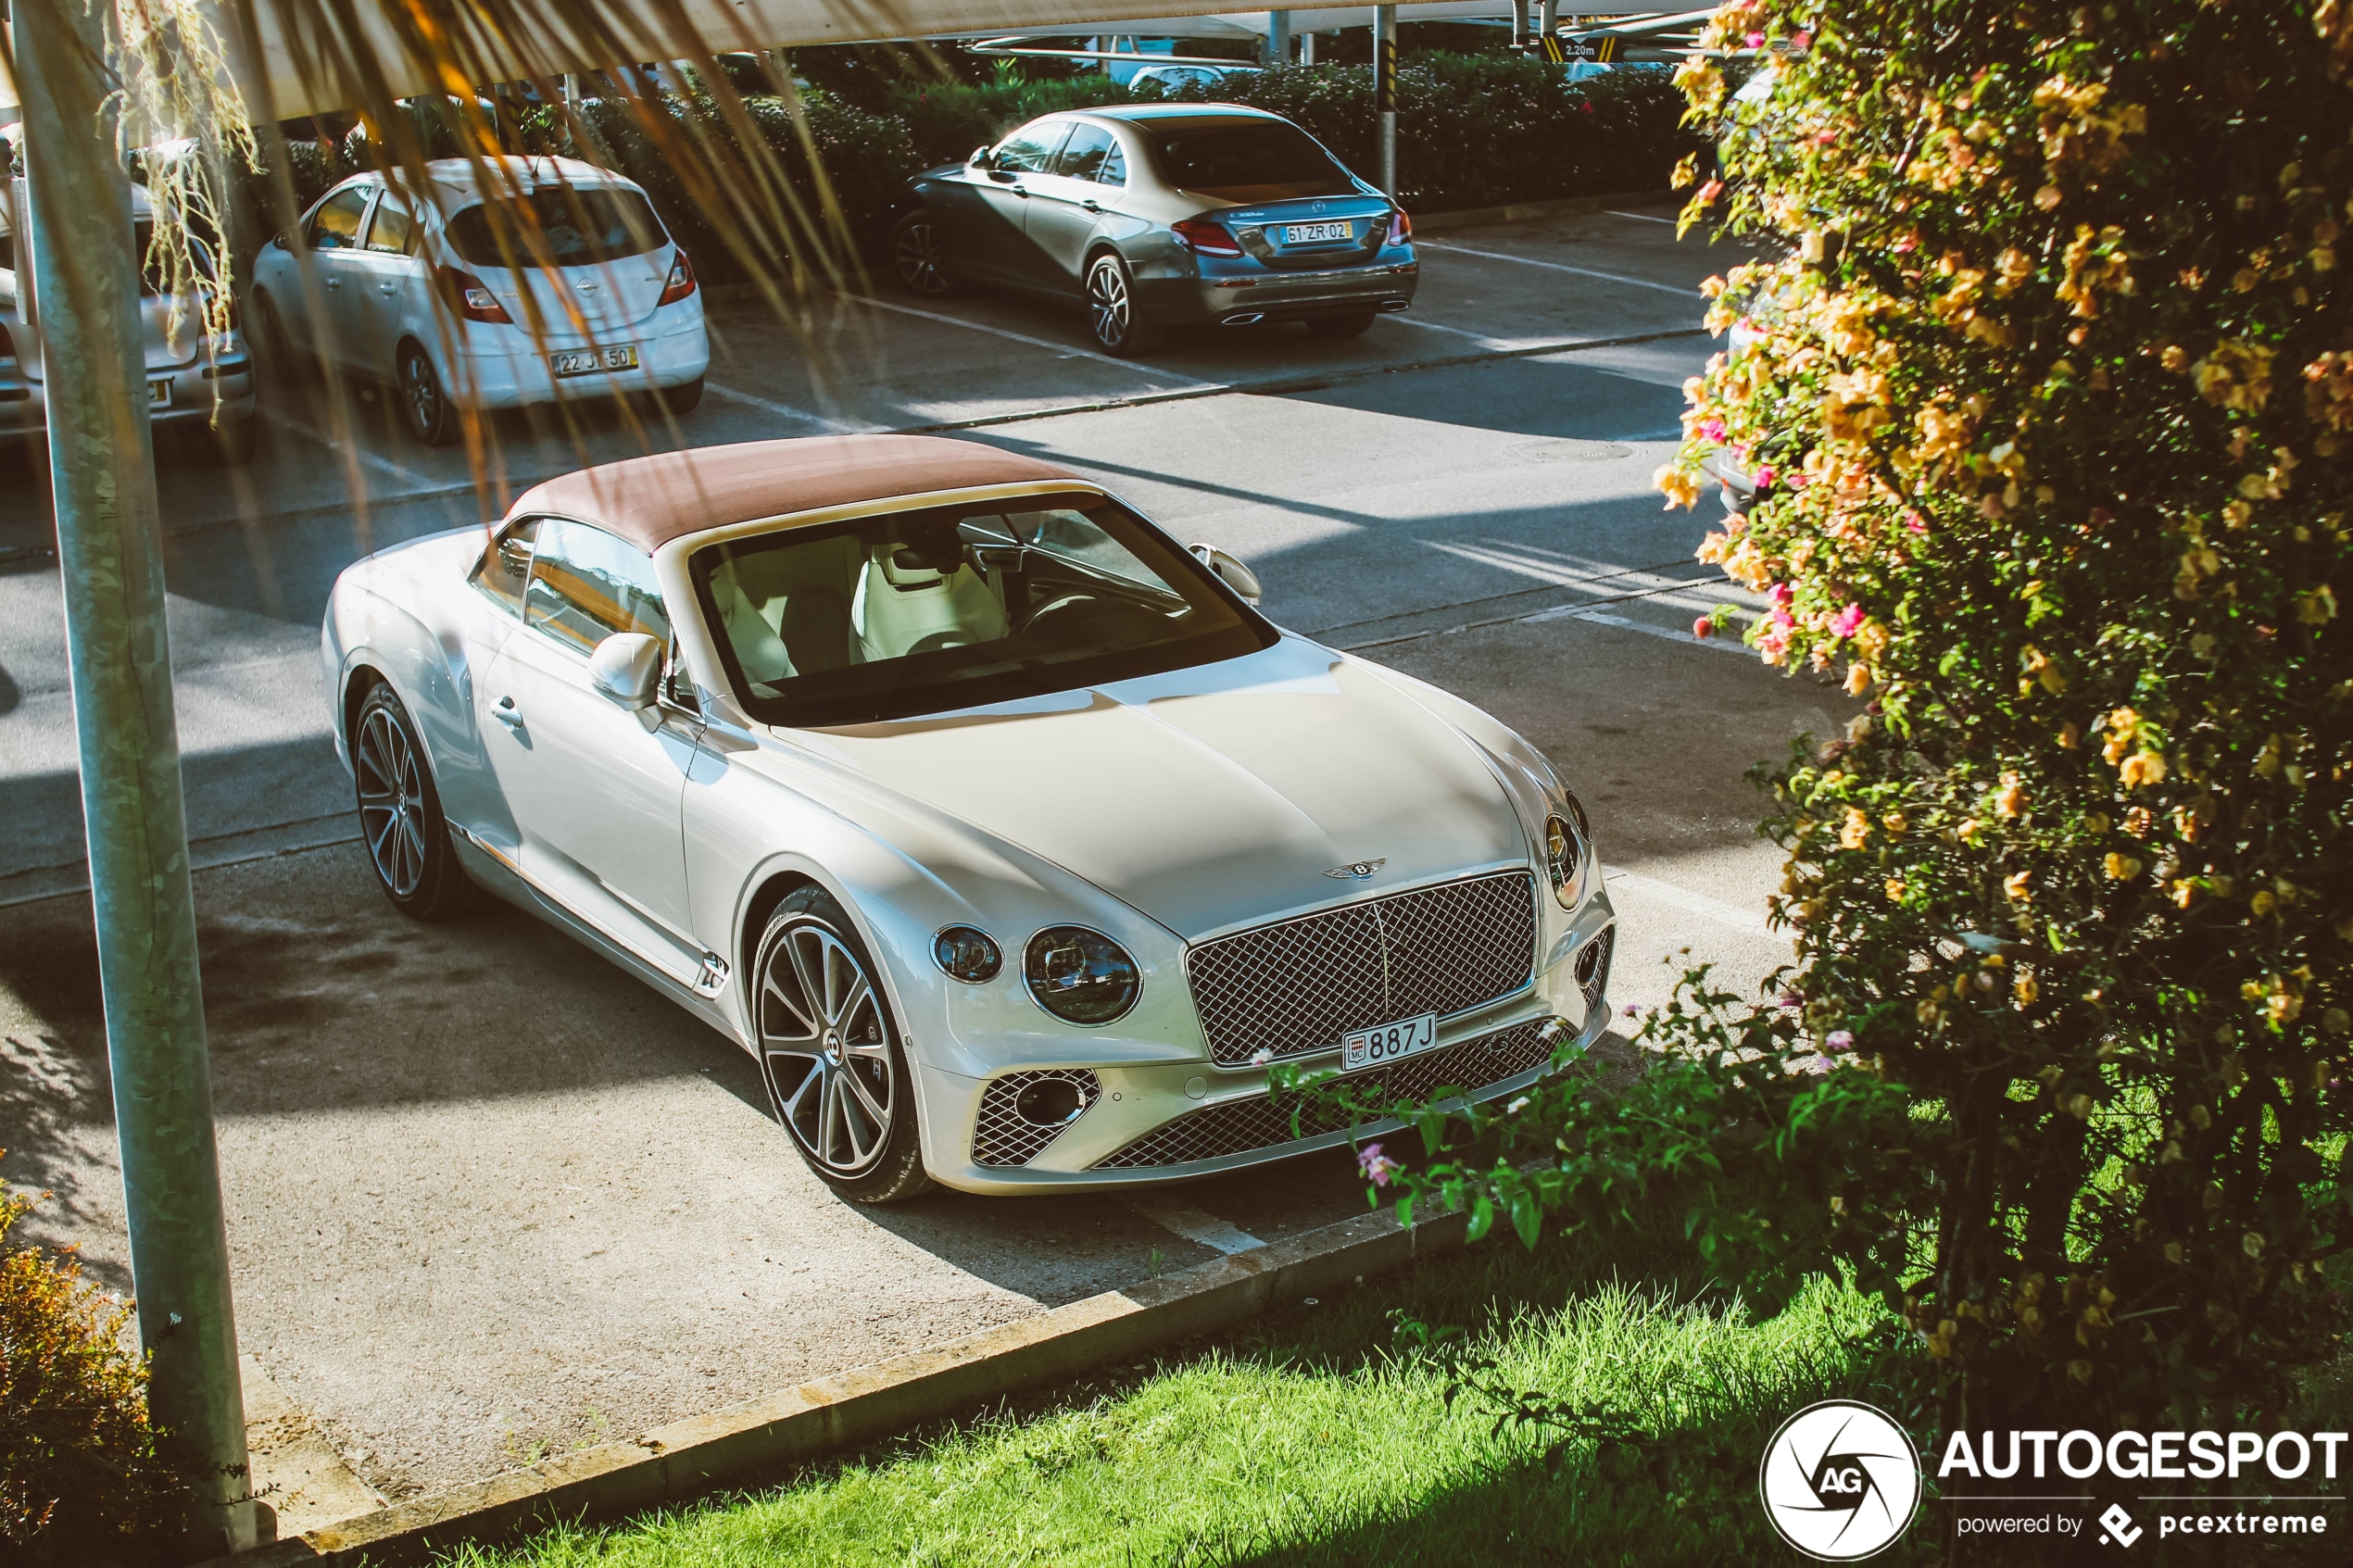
{"left": 1087, "top": 257, "right": 1132, "bottom": 350}
{"left": 354, "top": 706, "right": 429, "bottom": 899}
{"left": 400, "top": 346, "right": 442, "bottom": 441}
{"left": 759, "top": 920, "right": 898, "bottom": 1175}
{"left": 894, "top": 218, "right": 949, "bottom": 295}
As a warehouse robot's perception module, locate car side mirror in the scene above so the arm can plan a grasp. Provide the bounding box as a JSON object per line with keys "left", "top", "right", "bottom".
{"left": 273, "top": 228, "right": 296, "bottom": 251}
{"left": 969, "top": 145, "right": 992, "bottom": 169}
{"left": 588, "top": 632, "right": 663, "bottom": 712}
{"left": 1189, "top": 544, "right": 1263, "bottom": 608}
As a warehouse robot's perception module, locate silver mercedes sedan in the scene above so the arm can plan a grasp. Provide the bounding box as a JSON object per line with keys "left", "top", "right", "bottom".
{"left": 321, "top": 435, "right": 1610, "bottom": 1203}
{"left": 889, "top": 104, "right": 1419, "bottom": 357}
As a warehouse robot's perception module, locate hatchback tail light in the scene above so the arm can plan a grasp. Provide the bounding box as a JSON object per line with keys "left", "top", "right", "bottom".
{"left": 1387, "top": 209, "right": 1413, "bottom": 246}
{"left": 1172, "top": 219, "right": 1244, "bottom": 257}
{"left": 435, "top": 266, "right": 511, "bottom": 324}
{"left": 657, "top": 250, "right": 698, "bottom": 306}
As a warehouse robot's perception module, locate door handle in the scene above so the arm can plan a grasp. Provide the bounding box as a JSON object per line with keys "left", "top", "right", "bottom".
{"left": 378, "top": 282, "right": 396, "bottom": 295}
{"left": 493, "top": 696, "right": 524, "bottom": 728}
{"left": 325, "top": 275, "right": 341, "bottom": 289}
{"left": 1011, "top": 185, "right": 1029, "bottom": 197}
{"left": 1082, "top": 200, "right": 1102, "bottom": 213}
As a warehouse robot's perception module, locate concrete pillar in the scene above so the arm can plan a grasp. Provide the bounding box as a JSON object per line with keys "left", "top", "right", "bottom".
{"left": 1265, "top": 11, "right": 1290, "bottom": 67}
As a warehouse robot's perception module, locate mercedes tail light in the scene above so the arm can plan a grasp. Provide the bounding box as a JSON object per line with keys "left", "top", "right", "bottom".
{"left": 435, "top": 266, "right": 511, "bottom": 324}
{"left": 658, "top": 250, "right": 698, "bottom": 306}
{"left": 1387, "top": 209, "right": 1413, "bottom": 246}
{"left": 1172, "top": 219, "right": 1244, "bottom": 257}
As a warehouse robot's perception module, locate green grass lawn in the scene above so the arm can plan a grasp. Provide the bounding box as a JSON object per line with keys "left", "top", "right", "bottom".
{"left": 447, "top": 1210, "right": 1929, "bottom": 1568}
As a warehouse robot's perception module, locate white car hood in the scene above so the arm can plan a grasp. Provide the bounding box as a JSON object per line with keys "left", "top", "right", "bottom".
{"left": 792, "top": 638, "right": 1529, "bottom": 941}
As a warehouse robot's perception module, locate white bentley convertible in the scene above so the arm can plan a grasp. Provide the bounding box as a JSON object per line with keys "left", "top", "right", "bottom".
{"left": 322, "top": 435, "right": 1616, "bottom": 1200}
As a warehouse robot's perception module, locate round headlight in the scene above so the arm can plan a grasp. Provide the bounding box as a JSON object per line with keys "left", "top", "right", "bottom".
{"left": 1545, "top": 809, "right": 1590, "bottom": 909}
{"left": 933, "top": 925, "right": 1002, "bottom": 984}
{"left": 1023, "top": 926, "right": 1140, "bottom": 1025}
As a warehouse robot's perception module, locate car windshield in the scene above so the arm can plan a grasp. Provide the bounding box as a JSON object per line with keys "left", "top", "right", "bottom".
{"left": 443, "top": 188, "right": 666, "bottom": 268}
{"left": 1145, "top": 119, "right": 1357, "bottom": 198}
{"left": 692, "top": 492, "right": 1275, "bottom": 727}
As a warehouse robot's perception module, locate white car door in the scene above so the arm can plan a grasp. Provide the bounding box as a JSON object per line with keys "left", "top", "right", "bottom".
{"left": 477, "top": 515, "right": 708, "bottom": 985}
{"left": 290, "top": 183, "right": 375, "bottom": 366}
{"left": 346, "top": 190, "right": 422, "bottom": 374}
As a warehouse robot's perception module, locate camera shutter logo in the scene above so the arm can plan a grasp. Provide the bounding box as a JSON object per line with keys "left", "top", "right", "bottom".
{"left": 1758, "top": 1400, "right": 1923, "bottom": 1560}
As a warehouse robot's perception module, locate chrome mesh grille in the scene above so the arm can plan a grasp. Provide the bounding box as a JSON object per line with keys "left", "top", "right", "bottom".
{"left": 1576, "top": 925, "right": 1615, "bottom": 1015}
{"left": 972, "top": 1069, "right": 1101, "bottom": 1168}
{"left": 1186, "top": 872, "right": 1537, "bottom": 1067}
{"left": 1093, "top": 1017, "right": 1557, "bottom": 1171}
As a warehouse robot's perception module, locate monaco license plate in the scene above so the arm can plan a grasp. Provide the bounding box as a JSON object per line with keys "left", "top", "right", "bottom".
{"left": 1341, "top": 1012, "right": 1439, "bottom": 1073}
{"left": 550, "top": 345, "right": 639, "bottom": 377}
{"left": 1282, "top": 220, "right": 1353, "bottom": 245}
{"left": 148, "top": 378, "right": 172, "bottom": 408}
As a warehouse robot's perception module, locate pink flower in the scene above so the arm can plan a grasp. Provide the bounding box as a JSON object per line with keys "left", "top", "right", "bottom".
{"left": 1780, "top": 990, "right": 1805, "bottom": 1009}
{"left": 1579, "top": 101, "right": 1596, "bottom": 116}
{"left": 1786, "top": 470, "right": 1811, "bottom": 491}
{"left": 1826, "top": 1029, "right": 1856, "bottom": 1052}
{"left": 1906, "top": 511, "right": 1928, "bottom": 533}
{"left": 1699, "top": 418, "right": 1727, "bottom": 442}
{"left": 1250, "top": 1047, "right": 1274, "bottom": 1067}
{"left": 1770, "top": 607, "right": 1794, "bottom": 631}
{"left": 1768, "top": 582, "right": 1793, "bottom": 608}
{"left": 1693, "top": 616, "right": 1716, "bottom": 640}
{"left": 1830, "top": 603, "right": 1866, "bottom": 638}
{"left": 1356, "top": 1143, "right": 1403, "bottom": 1186}
{"left": 1754, "top": 466, "right": 1776, "bottom": 489}
{"left": 1696, "top": 179, "right": 1725, "bottom": 205}
{"left": 1793, "top": 29, "right": 1812, "bottom": 48}
{"left": 1745, "top": 31, "right": 1765, "bottom": 47}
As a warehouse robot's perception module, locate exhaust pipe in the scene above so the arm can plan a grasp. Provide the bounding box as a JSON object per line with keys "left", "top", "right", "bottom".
{"left": 1221, "top": 312, "right": 1265, "bottom": 326}
{"left": 1377, "top": 298, "right": 1411, "bottom": 313}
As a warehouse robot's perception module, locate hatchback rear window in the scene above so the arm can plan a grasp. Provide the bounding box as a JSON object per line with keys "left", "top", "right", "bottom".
{"left": 1146, "top": 120, "right": 1355, "bottom": 196}
{"left": 444, "top": 189, "right": 667, "bottom": 268}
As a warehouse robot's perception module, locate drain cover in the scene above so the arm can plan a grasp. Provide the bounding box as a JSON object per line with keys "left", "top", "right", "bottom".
{"left": 1507, "top": 438, "right": 1635, "bottom": 463}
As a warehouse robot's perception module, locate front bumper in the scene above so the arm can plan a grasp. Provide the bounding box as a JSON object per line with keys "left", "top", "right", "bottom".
{"left": 1141, "top": 252, "right": 1421, "bottom": 328}
{"left": 919, "top": 911, "right": 1613, "bottom": 1196}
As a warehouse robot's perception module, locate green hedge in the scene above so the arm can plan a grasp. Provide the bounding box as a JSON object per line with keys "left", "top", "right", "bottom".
{"left": 1175, "top": 58, "right": 1695, "bottom": 213}
{"left": 236, "top": 58, "right": 1691, "bottom": 287}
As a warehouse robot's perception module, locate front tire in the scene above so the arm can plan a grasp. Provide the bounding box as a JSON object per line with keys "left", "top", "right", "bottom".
{"left": 351, "top": 683, "right": 478, "bottom": 920}
{"left": 1085, "top": 251, "right": 1162, "bottom": 358}
{"left": 396, "top": 339, "right": 457, "bottom": 446}
{"left": 751, "top": 888, "right": 933, "bottom": 1203}
{"left": 890, "top": 210, "right": 960, "bottom": 298}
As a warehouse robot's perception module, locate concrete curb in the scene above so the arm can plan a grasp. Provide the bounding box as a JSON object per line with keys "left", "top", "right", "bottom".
{"left": 198, "top": 1202, "right": 1467, "bottom": 1567}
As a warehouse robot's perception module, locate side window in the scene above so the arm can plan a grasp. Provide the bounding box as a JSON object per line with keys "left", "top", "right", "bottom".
{"left": 306, "top": 186, "right": 371, "bottom": 251}
{"left": 1098, "top": 139, "right": 1127, "bottom": 188}
{"left": 470, "top": 518, "right": 541, "bottom": 613}
{"left": 992, "top": 124, "right": 1072, "bottom": 175}
{"left": 523, "top": 517, "right": 671, "bottom": 655}
{"left": 1054, "top": 125, "right": 1116, "bottom": 182}
{"left": 364, "top": 198, "right": 417, "bottom": 256}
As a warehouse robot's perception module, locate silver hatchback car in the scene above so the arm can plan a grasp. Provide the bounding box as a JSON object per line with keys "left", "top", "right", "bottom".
{"left": 891, "top": 104, "right": 1418, "bottom": 357}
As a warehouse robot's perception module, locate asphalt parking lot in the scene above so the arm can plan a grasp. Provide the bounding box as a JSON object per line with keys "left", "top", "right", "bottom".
{"left": 0, "top": 199, "right": 1850, "bottom": 1507}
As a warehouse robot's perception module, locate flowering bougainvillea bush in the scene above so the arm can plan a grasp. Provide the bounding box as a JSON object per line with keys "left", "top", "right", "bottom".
{"left": 1386, "top": 0, "right": 2353, "bottom": 1446}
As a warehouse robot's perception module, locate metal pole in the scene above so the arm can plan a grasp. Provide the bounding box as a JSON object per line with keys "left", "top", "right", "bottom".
{"left": 10, "top": 0, "right": 257, "bottom": 1555}
{"left": 1301, "top": 29, "right": 1316, "bottom": 67}
{"left": 1265, "top": 10, "right": 1290, "bottom": 67}
{"left": 1509, "top": 0, "right": 1527, "bottom": 48}
{"left": 1374, "top": 6, "right": 1397, "bottom": 198}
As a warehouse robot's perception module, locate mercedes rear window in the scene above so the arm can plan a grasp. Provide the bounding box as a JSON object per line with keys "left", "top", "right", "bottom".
{"left": 444, "top": 188, "right": 667, "bottom": 268}
{"left": 1146, "top": 119, "right": 1357, "bottom": 197}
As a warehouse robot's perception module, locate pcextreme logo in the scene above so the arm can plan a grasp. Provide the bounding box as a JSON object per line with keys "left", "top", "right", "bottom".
{"left": 1759, "top": 1400, "right": 1925, "bottom": 1561}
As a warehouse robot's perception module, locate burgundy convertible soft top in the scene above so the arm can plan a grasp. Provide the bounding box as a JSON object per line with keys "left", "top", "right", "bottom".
{"left": 506, "top": 434, "right": 1087, "bottom": 554}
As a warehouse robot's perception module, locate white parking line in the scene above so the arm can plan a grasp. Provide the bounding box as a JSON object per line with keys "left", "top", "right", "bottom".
{"left": 260, "top": 408, "right": 438, "bottom": 491}
{"left": 1604, "top": 865, "right": 1775, "bottom": 939}
{"left": 1414, "top": 240, "right": 1701, "bottom": 298}
{"left": 1127, "top": 1196, "right": 1267, "bottom": 1255}
{"left": 844, "top": 295, "right": 1221, "bottom": 388}
{"left": 1528, "top": 604, "right": 1759, "bottom": 658}
{"left": 1604, "top": 210, "right": 1680, "bottom": 225}
{"left": 703, "top": 382, "right": 862, "bottom": 433}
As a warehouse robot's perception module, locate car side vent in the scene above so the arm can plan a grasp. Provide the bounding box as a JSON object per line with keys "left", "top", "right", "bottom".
{"left": 1575, "top": 925, "right": 1615, "bottom": 1018}
{"left": 972, "top": 1068, "right": 1101, "bottom": 1168}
